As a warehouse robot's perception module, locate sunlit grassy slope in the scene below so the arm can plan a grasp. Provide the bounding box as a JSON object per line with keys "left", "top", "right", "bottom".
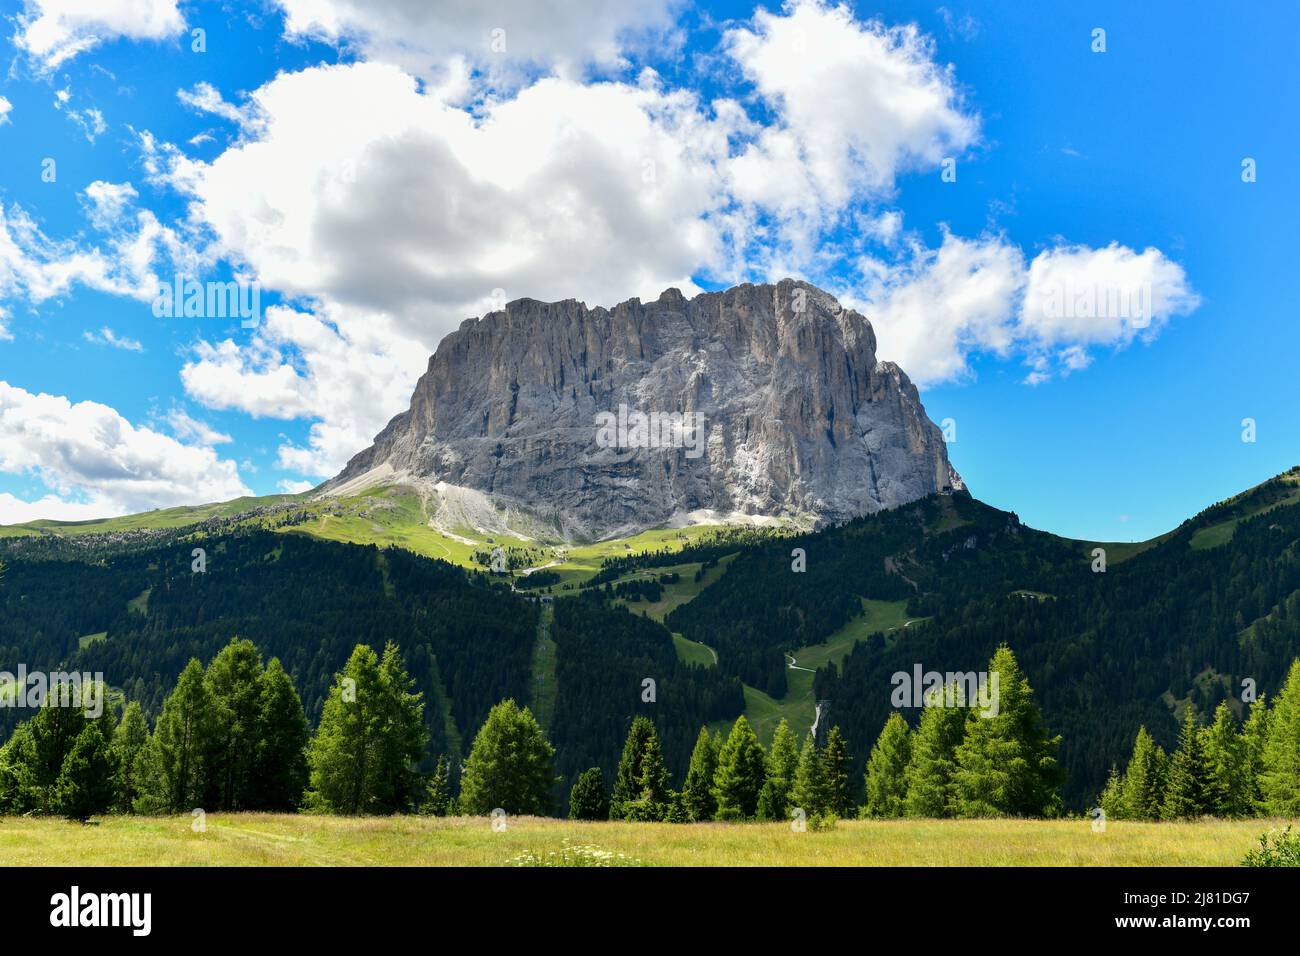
{"left": 0, "top": 813, "right": 1284, "bottom": 867}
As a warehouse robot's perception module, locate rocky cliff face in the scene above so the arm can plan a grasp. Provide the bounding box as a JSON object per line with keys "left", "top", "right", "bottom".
{"left": 327, "top": 280, "right": 963, "bottom": 540}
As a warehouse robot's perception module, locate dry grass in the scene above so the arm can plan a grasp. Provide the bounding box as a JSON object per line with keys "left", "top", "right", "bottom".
{"left": 0, "top": 814, "right": 1289, "bottom": 867}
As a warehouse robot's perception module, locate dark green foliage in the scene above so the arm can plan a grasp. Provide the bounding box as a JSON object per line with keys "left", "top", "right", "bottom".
{"left": 458, "top": 699, "right": 555, "bottom": 816}
{"left": 712, "top": 715, "right": 767, "bottom": 820}
{"left": 790, "top": 734, "right": 824, "bottom": 817}
{"left": 424, "top": 755, "right": 452, "bottom": 816}
{"left": 53, "top": 721, "right": 116, "bottom": 820}
{"left": 568, "top": 767, "right": 609, "bottom": 820}
{"left": 1117, "top": 726, "right": 1168, "bottom": 820}
{"left": 1202, "top": 701, "right": 1248, "bottom": 817}
{"left": 821, "top": 726, "right": 853, "bottom": 817}
{"left": 610, "top": 716, "right": 672, "bottom": 821}
{"left": 681, "top": 726, "right": 720, "bottom": 821}
{"left": 140, "top": 659, "right": 213, "bottom": 812}
{"left": 549, "top": 595, "right": 742, "bottom": 799}
{"left": 756, "top": 719, "right": 799, "bottom": 821}
{"left": 1162, "top": 710, "right": 1212, "bottom": 819}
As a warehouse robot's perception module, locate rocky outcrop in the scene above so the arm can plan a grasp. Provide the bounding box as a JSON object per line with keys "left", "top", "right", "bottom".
{"left": 327, "top": 279, "right": 963, "bottom": 540}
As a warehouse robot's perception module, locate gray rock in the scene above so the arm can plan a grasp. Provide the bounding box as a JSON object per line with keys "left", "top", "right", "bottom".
{"left": 326, "top": 279, "right": 963, "bottom": 541}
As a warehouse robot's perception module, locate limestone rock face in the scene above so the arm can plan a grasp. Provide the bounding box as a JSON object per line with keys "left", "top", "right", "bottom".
{"left": 327, "top": 280, "right": 963, "bottom": 540}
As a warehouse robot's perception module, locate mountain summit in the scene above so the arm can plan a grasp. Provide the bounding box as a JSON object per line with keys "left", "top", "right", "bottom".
{"left": 327, "top": 279, "right": 962, "bottom": 540}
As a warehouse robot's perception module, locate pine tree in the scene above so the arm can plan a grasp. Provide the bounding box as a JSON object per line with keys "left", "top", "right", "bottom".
{"left": 1119, "top": 725, "right": 1168, "bottom": 821}
{"left": 1098, "top": 766, "right": 1126, "bottom": 820}
{"left": 568, "top": 767, "right": 609, "bottom": 820}
{"left": 145, "top": 659, "right": 214, "bottom": 812}
{"left": 790, "top": 734, "right": 824, "bottom": 817}
{"left": 952, "top": 645, "right": 1063, "bottom": 817}
{"left": 458, "top": 699, "right": 556, "bottom": 815}
{"left": 610, "top": 716, "right": 666, "bottom": 820}
{"left": 254, "top": 658, "right": 310, "bottom": 810}
{"left": 819, "top": 726, "right": 852, "bottom": 817}
{"left": 425, "top": 755, "right": 452, "bottom": 816}
{"left": 757, "top": 718, "right": 799, "bottom": 821}
{"left": 1261, "top": 659, "right": 1300, "bottom": 816}
{"left": 1162, "top": 709, "right": 1212, "bottom": 819}
{"left": 1202, "top": 701, "right": 1247, "bottom": 817}
{"left": 109, "top": 701, "right": 150, "bottom": 813}
{"left": 681, "top": 726, "right": 720, "bottom": 821}
{"left": 53, "top": 721, "right": 116, "bottom": 821}
{"left": 712, "top": 715, "right": 767, "bottom": 820}
{"left": 623, "top": 729, "right": 672, "bottom": 821}
{"left": 864, "top": 713, "right": 911, "bottom": 818}
{"left": 1241, "top": 695, "right": 1270, "bottom": 814}
{"left": 902, "top": 688, "right": 968, "bottom": 818}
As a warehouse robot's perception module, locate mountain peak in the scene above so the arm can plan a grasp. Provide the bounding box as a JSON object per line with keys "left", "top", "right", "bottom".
{"left": 326, "top": 280, "right": 962, "bottom": 541}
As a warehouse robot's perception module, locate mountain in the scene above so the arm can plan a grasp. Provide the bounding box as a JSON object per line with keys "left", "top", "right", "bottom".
{"left": 327, "top": 279, "right": 962, "bottom": 541}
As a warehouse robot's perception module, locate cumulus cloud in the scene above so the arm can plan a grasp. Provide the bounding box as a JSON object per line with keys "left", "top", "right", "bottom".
{"left": 180, "top": 304, "right": 429, "bottom": 477}
{"left": 13, "top": 0, "right": 185, "bottom": 71}
{"left": 725, "top": 0, "right": 978, "bottom": 248}
{"left": 0, "top": 96, "right": 12, "bottom": 127}
{"left": 164, "top": 406, "right": 231, "bottom": 446}
{"left": 0, "top": 381, "right": 250, "bottom": 523}
{"left": 859, "top": 232, "right": 1199, "bottom": 386}
{"left": 274, "top": 0, "right": 680, "bottom": 82}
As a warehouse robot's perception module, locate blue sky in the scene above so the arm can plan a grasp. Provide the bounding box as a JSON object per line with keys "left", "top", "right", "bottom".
{"left": 0, "top": 0, "right": 1295, "bottom": 541}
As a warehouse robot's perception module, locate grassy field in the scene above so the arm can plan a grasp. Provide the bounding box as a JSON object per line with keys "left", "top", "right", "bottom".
{"left": 0, "top": 814, "right": 1287, "bottom": 866}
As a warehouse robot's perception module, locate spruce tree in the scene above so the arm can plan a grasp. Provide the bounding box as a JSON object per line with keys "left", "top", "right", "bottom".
{"left": 757, "top": 718, "right": 799, "bottom": 820}
{"left": 863, "top": 713, "right": 911, "bottom": 818}
{"left": 611, "top": 716, "right": 658, "bottom": 820}
{"left": 712, "top": 715, "right": 767, "bottom": 820}
{"left": 1098, "top": 766, "right": 1126, "bottom": 820}
{"left": 109, "top": 701, "right": 150, "bottom": 813}
{"left": 53, "top": 721, "right": 116, "bottom": 821}
{"left": 951, "top": 645, "right": 1063, "bottom": 817}
{"left": 1202, "top": 701, "right": 1247, "bottom": 817}
{"left": 568, "top": 767, "right": 609, "bottom": 820}
{"left": 790, "top": 734, "right": 824, "bottom": 817}
{"left": 1119, "top": 725, "right": 1168, "bottom": 821}
{"left": 458, "top": 699, "right": 556, "bottom": 815}
{"left": 903, "top": 688, "right": 968, "bottom": 818}
{"left": 1162, "top": 709, "right": 1212, "bottom": 819}
{"left": 25, "top": 690, "right": 88, "bottom": 812}
{"left": 623, "top": 729, "right": 672, "bottom": 821}
{"left": 821, "top": 726, "right": 853, "bottom": 817}
{"left": 1261, "top": 659, "right": 1300, "bottom": 816}
{"left": 682, "top": 726, "right": 719, "bottom": 821}
{"left": 425, "top": 755, "right": 452, "bottom": 816}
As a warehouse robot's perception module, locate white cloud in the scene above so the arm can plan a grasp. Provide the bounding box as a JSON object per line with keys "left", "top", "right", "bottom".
{"left": 83, "top": 326, "right": 143, "bottom": 351}
{"left": 166, "top": 62, "right": 735, "bottom": 338}
{"left": 14, "top": 0, "right": 185, "bottom": 71}
{"left": 724, "top": 0, "right": 978, "bottom": 252}
{"left": 0, "top": 381, "right": 250, "bottom": 523}
{"left": 860, "top": 230, "right": 1025, "bottom": 384}
{"left": 177, "top": 82, "right": 248, "bottom": 125}
{"left": 858, "top": 232, "right": 1199, "bottom": 386}
{"left": 164, "top": 406, "right": 231, "bottom": 446}
{"left": 274, "top": 0, "right": 679, "bottom": 82}
{"left": 180, "top": 303, "right": 429, "bottom": 477}
{"left": 0, "top": 97, "right": 12, "bottom": 127}
{"left": 277, "top": 478, "right": 315, "bottom": 494}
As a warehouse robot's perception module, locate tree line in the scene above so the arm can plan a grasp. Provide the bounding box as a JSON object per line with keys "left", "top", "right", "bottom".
{"left": 1100, "top": 659, "right": 1300, "bottom": 819}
